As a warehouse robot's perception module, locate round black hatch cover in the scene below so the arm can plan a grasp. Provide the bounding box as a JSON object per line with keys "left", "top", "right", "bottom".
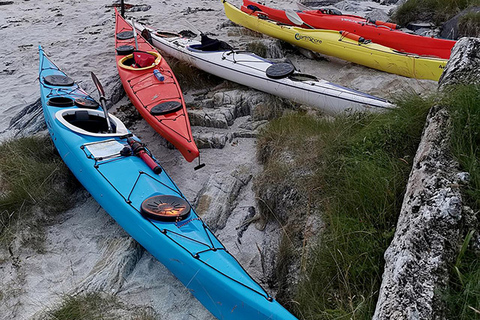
{"left": 116, "top": 45, "right": 135, "bottom": 55}
{"left": 44, "top": 75, "right": 75, "bottom": 86}
{"left": 265, "top": 63, "right": 295, "bottom": 79}
{"left": 74, "top": 98, "right": 100, "bottom": 109}
{"left": 150, "top": 101, "right": 182, "bottom": 116}
{"left": 116, "top": 31, "right": 134, "bottom": 40}
{"left": 141, "top": 195, "right": 191, "bottom": 222}
{"left": 47, "top": 97, "right": 75, "bottom": 107}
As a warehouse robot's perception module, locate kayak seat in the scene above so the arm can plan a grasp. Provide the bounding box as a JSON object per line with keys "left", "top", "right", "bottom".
{"left": 55, "top": 109, "right": 129, "bottom": 137}
{"left": 150, "top": 101, "right": 182, "bottom": 115}
{"left": 64, "top": 111, "right": 117, "bottom": 134}
{"left": 195, "top": 34, "right": 233, "bottom": 52}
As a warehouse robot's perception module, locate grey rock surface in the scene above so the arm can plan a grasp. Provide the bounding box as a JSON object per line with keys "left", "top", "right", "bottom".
{"left": 440, "top": 7, "right": 480, "bottom": 40}
{"left": 438, "top": 37, "right": 480, "bottom": 87}
{"left": 373, "top": 37, "right": 480, "bottom": 320}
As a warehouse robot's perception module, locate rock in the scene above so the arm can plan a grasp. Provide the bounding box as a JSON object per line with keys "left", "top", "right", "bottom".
{"left": 373, "top": 36, "right": 479, "bottom": 320}
{"left": 194, "top": 130, "right": 231, "bottom": 149}
{"left": 440, "top": 7, "right": 480, "bottom": 40}
{"left": 373, "top": 105, "right": 463, "bottom": 320}
{"left": 438, "top": 37, "right": 480, "bottom": 88}
{"left": 365, "top": 8, "right": 391, "bottom": 24}
{"left": 194, "top": 165, "right": 253, "bottom": 232}
{"left": 300, "top": 0, "right": 343, "bottom": 7}
{"left": 76, "top": 237, "right": 144, "bottom": 293}
{"left": 4, "top": 98, "right": 46, "bottom": 137}
{"left": 128, "top": 4, "right": 151, "bottom": 12}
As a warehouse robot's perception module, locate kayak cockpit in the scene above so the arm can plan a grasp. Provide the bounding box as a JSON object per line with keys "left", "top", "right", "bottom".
{"left": 188, "top": 34, "right": 233, "bottom": 52}
{"left": 117, "top": 51, "right": 162, "bottom": 71}
{"left": 55, "top": 108, "right": 129, "bottom": 137}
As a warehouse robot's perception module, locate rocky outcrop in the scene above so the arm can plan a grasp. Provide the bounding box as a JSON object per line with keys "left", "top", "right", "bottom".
{"left": 187, "top": 89, "right": 294, "bottom": 149}
{"left": 194, "top": 164, "right": 253, "bottom": 232}
{"left": 438, "top": 37, "right": 480, "bottom": 87}
{"left": 373, "top": 38, "right": 480, "bottom": 320}
{"left": 440, "top": 7, "right": 480, "bottom": 40}
{"left": 4, "top": 98, "right": 45, "bottom": 138}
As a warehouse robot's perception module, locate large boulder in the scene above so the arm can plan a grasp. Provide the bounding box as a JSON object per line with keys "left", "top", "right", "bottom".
{"left": 373, "top": 37, "right": 480, "bottom": 320}
{"left": 440, "top": 7, "right": 480, "bottom": 40}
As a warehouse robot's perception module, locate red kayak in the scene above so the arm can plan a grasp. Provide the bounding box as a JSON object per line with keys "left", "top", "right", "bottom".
{"left": 242, "top": 0, "right": 455, "bottom": 59}
{"left": 114, "top": 8, "right": 199, "bottom": 162}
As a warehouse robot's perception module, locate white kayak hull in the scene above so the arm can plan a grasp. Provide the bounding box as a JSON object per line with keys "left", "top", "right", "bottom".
{"left": 135, "top": 24, "right": 394, "bottom": 114}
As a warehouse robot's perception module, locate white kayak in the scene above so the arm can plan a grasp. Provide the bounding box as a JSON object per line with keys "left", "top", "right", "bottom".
{"left": 134, "top": 23, "right": 394, "bottom": 114}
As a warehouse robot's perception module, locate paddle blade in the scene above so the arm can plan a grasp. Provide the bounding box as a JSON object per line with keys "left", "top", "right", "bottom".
{"left": 90, "top": 72, "right": 106, "bottom": 99}
{"left": 285, "top": 9, "right": 315, "bottom": 28}
{"left": 285, "top": 9, "right": 304, "bottom": 26}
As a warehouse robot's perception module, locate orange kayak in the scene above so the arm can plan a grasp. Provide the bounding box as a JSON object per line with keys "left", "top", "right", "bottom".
{"left": 114, "top": 8, "right": 198, "bottom": 162}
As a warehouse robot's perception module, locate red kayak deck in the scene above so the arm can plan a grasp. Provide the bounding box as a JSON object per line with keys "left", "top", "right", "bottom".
{"left": 114, "top": 9, "right": 199, "bottom": 162}
{"left": 242, "top": 0, "right": 455, "bottom": 59}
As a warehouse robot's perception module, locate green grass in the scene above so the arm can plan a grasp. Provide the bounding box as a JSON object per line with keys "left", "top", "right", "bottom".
{"left": 0, "top": 136, "right": 76, "bottom": 250}
{"left": 443, "top": 84, "right": 480, "bottom": 319}
{"left": 44, "top": 292, "right": 158, "bottom": 320}
{"left": 458, "top": 11, "right": 480, "bottom": 39}
{"left": 167, "top": 57, "right": 224, "bottom": 91}
{"left": 393, "top": 0, "right": 480, "bottom": 27}
{"left": 256, "top": 93, "right": 434, "bottom": 319}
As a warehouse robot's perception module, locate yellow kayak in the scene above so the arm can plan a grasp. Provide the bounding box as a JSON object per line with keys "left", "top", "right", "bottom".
{"left": 223, "top": 0, "right": 447, "bottom": 80}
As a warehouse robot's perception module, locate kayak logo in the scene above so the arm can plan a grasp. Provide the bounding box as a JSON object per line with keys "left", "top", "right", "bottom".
{"left": 294, "top": 33, "right": 322, "bottom": 45}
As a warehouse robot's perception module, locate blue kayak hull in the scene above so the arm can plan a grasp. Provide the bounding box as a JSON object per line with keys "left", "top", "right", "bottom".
{"left": 38, "top": 46, "right": 297, "bottom": 320}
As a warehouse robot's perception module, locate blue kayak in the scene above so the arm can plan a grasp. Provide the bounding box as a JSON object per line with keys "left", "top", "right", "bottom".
{"left": 38, "top": 46, "right": 298, "bottom": 320}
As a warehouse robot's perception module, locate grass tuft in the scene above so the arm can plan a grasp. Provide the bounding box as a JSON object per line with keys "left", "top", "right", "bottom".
{"left": 393, "top": 0, "right": 480, "bottom": 27}
{"left": 43, "top": 292, "right": 157, "bottom": 320}
{"left": 458, "top": 11, "right": 480, "bottom": 40}
{"left": 167, "top": 57, "right": 224, "bottom": 90}
{"left": 256, "top": 92, "right": 433, "bottom": 319}
{"left": 443, "top": 84, "right": 480, "bottom": 320}
{"left": 0, "top": 135, "right": 76, "bottom": 250}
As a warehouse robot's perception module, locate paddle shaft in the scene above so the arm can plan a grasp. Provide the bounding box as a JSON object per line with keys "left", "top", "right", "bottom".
{"left": 90, "top": 72, "right": 113, "bottom": 133}
{"left": 132, "top": 18, "right": 139, "bottom": 50}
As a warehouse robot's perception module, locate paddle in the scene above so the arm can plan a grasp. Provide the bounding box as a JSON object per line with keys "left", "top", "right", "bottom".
{"left": 131, "top": 18, "right": 139, "bottom": 50}
{"left": 120, "top": 0, "right": 125, "bottom": 17}
{"left": 285, "top": 9, "right": 314, "bottom": 29}
{"left": 90, "top": 72, "right": 113, "bottom": 133}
